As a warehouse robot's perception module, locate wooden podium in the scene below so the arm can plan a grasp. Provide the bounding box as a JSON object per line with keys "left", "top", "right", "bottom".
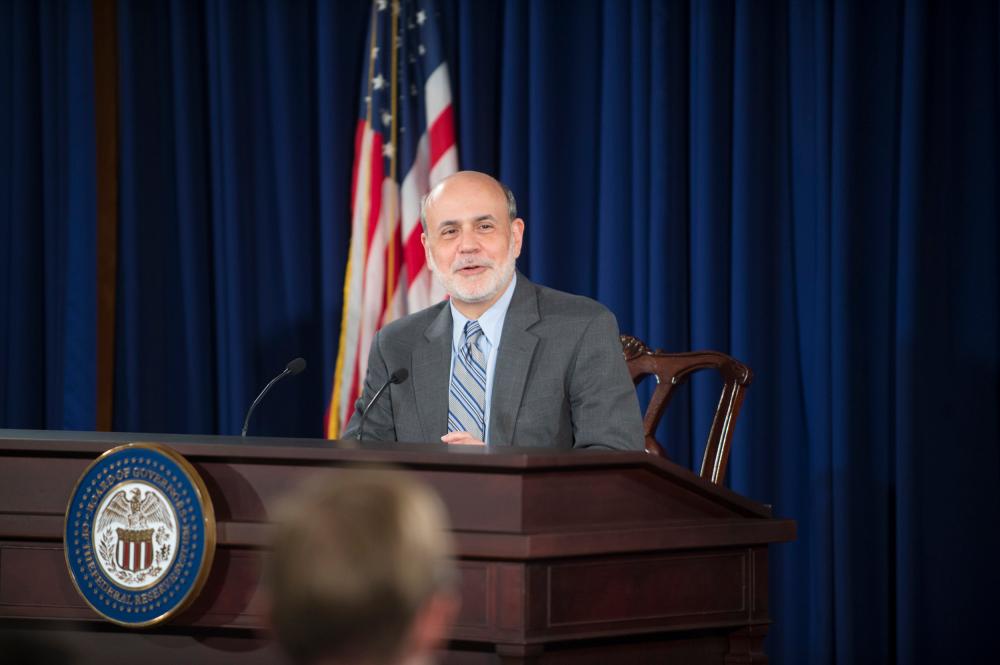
{"left": 0, "top": 430, "right": 795, "bottom": 664}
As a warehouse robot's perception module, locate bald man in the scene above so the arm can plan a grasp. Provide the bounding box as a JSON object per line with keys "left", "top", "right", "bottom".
{"left": 343, "top": 171, "right": 643, "bottom": 450}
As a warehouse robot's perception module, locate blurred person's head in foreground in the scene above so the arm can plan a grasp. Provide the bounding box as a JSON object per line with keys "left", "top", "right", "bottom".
{"left": 268, "top": 469, "right": 458, "bottom": 665}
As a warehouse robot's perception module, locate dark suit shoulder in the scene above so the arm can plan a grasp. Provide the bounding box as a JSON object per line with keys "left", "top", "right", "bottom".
{"left": 530, "top": 281, "right": 616, "bottom": 323}
{"left": 377, "top": 300, "right": 449, "bottom": 347}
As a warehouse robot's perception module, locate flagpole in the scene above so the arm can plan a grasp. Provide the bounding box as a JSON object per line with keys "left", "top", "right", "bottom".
{"left": 385, "top": 0, "right": 401, "bottom": 315}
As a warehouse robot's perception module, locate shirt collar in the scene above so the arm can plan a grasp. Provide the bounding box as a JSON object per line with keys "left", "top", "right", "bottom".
{"left": 450, "top": 273, "right": 518, "bottom": 351}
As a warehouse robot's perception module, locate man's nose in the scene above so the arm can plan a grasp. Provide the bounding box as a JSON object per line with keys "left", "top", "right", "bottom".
{"left": 457, "top": 229, "right": 480, "bottom": 252}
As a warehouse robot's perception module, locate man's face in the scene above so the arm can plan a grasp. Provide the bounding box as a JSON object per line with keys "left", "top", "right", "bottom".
{"left": 421, "top": 175, "right": 524, "bottom": 308}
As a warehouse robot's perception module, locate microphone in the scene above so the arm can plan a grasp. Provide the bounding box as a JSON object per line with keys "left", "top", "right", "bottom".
{"left": 241, "top": 357, "right": 307, "bottom": 437}
{"left": 357, "top": 368, "right": 409, "bottom": 442}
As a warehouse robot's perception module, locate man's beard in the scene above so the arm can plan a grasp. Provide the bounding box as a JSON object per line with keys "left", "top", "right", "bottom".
{"left": 427, "top": 240, "right": 517, "bottom": 305}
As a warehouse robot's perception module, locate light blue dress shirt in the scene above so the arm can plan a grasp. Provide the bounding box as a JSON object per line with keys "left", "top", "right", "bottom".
{"left": 448, "top": 274, "right": 518, "bottom": 445}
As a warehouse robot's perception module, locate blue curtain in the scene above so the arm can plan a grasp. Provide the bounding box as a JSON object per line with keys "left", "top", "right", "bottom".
{"left": 113, "top": 0, "right": 368, "bottom": 436}
{"left": 0, "top": 0, "right": 96, "bottom": 430}
{"left": 3, "top": 0, "right": 999, "bottom": 662}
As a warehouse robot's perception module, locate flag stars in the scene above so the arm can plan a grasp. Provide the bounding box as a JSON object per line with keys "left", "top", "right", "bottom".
{"left": 376, "top": 0, "right": 387, "bottom": 10}
{"left": 382, "top": 142, "right": 395, "bottom": 158}
{"left": 381, "top": 110, "right": 392, "bottom": 127}
{"left": 410, "top": 83, "right": 418, "bottom": 97}
{"left": 372, "top": 73, "right": 387, "bottom": 90}
{"left": 416, "top": 9, "right": 427, "bottom": 25}
{"left": 418, "top": 44, "right": 426, "bottom": 56}
{"left": 371, "top": 46, "right": 380, "bottom": 60}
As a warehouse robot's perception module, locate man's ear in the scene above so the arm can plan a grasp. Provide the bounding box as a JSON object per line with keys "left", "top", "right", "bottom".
{"left": 405, "top": 590, "right": 460, "bottom": 660}
{"left": 511, "top": 217, "right": 525, "bottom": 258}
{"left": 421, "top": 232, "right": 432, "bottom": 264}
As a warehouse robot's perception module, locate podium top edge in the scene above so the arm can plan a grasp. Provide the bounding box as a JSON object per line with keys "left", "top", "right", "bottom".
{"left": 0, "top": 428, "right": 772, "bottom": 518}
{"left": 0, "top": 427, "right": 653, "bottom": 467}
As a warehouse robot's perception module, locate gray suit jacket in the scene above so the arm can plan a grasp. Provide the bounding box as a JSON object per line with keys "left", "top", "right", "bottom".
{"left": 342, "top": 274, "right": 644, "bottom": 450}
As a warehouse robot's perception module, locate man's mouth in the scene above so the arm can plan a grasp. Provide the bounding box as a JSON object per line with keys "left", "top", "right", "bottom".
{"left": 453, "top": 264, "right": 490, "bottom": 276}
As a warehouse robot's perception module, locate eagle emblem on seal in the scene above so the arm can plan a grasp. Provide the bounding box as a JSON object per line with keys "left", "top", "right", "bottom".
{"left": 95, "top": 486, "right": 176, "bottom": 583}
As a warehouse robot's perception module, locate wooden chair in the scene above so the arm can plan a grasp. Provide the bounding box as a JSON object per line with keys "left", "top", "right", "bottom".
{"left": 621, "top": 335, "right": 753, "bottom": 486}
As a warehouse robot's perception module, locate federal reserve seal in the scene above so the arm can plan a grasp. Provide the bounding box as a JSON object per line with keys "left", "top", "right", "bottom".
{"left": 64, "top": 443, "right": 216, "bottom": 627}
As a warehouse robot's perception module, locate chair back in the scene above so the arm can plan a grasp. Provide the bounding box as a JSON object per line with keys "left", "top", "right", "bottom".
{"left": 621, "top": 335, "right": 753, "bottom": 485}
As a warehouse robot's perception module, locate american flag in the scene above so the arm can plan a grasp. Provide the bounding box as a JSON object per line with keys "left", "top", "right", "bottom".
{"left": 326, "top": 0, "right": 458, "bottom": 438}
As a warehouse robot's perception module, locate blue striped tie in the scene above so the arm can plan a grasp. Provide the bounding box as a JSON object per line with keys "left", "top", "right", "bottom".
{"left": 448, "top": 320, "right": 487, "bottom": 440}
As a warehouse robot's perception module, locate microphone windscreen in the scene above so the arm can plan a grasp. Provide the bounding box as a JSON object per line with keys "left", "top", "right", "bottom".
{"left": 286, "top": 357, "right": 307, "bottom": 375}
{"left": 390, "top": 368, "right": 409, "bottom": 384}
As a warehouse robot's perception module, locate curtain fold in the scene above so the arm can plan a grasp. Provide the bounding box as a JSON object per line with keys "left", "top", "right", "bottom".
{"left": 1, "top": 0, "right": 96, "bottom": 430}
{"left": 114, "top": 0, "right": 368, "bottom": 436}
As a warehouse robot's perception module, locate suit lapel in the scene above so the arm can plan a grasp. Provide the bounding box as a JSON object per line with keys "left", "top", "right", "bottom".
{"left": 489, "top": 275, "right": 539, "bottom": 446}
{"left": 413, "top": 305, "right": 452, "bottom": 441}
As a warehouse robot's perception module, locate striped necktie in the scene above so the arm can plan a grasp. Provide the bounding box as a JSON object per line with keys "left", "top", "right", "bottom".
{"left": 448, "top": 320, "right": 487, "bottom": 440}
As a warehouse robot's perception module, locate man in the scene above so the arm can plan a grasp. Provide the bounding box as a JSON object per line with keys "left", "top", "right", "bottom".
{"left": 343, "top": 171, "right": 643, "bottom": 450}
{"left": 269, "top": 470, "right": 458, "bottom": 665}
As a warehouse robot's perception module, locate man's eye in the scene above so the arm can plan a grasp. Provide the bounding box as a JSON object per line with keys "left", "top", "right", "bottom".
{"left": 441, "top": 228, "right": 456, "bottom": 237}
{"left": 479, "top": 224, "right": 494, "bottom": 231}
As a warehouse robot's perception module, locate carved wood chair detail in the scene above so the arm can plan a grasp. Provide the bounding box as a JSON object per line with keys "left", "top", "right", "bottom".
{"left": 621, "top": 334, "right": 753, "bottom": 485}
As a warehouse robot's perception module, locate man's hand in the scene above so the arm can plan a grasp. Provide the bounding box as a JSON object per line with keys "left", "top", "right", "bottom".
{"left": 441, "top": 432, "right": 486, "bottom": 446}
